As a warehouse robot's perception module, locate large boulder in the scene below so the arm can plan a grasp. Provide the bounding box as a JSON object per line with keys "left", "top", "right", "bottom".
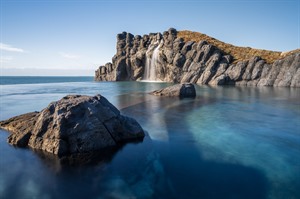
{"left": 0, "top": 95, "right": 144, "bottom": 156}
{"left": 151, "top": 83, "right": 196, "bottom": 98}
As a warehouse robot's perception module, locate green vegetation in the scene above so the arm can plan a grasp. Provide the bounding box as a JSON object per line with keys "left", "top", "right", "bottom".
{"left": 178, "top": 30, "right": 300, "bottom": 64}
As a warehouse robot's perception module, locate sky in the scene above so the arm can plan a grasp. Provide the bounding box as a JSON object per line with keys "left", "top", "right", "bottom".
{"left": 0, "top": 0, "right": 299, "bottom": 76}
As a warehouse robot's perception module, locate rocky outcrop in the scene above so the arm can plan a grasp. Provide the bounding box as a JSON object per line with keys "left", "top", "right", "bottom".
{"left": 0, "top": 95, "right": 144, "bottom": 156}
{"left": 151, "top": 83, "right": 196, "bottom": 98}
{"left": 95, "top": 28, "right": 300, "bottom": 87}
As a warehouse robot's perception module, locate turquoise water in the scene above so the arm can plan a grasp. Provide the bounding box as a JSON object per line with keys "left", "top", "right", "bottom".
{"left": 0, "top": 76, "right": 93, "bottom": 85}
{"left": 0, "top": 77, "right": 299, "bottom": 199}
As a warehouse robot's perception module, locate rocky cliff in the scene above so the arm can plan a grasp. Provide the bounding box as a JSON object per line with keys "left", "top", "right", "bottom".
{"left": 95, "top": 28, "right": 300, "bottom": 87}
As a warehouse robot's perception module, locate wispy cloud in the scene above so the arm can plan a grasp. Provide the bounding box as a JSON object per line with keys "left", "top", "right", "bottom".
{"left": 59, "top": 52, "right": 81, "bottom": 59}
{"left": 0, "top": 43, "right": 25, "bottom": 53}
{"left": 0, "top": 56, "right": 13, "bottom": 63}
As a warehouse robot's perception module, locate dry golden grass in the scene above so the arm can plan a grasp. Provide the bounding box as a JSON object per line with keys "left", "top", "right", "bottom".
{"left": 177, "top": 30, "right": 300, "bottom": 64}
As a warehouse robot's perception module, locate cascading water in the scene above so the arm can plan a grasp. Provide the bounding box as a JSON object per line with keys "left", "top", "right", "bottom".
{"left": 143, "top": 42, "right": 161, "bottom": 81}
{"left": 143, "top": 48, "right": 152, "bottom": 81}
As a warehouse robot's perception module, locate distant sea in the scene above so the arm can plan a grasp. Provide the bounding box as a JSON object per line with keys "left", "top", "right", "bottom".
{"left": 0, "top": 76, "right": 94, "bottom": 85}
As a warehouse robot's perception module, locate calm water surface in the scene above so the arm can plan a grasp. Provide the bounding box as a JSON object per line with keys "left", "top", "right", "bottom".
{"left": 0, "top": 76, "right": 93, "bottom": 85}
{"left": 0, "top": 77, "right": 299, "bottom": 199}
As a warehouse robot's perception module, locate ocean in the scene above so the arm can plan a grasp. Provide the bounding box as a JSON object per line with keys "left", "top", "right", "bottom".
{"left": 0, "top": 76, "right": 94, "bottom": 85}
{"left": 0, "top": 76, "right": 299, "bottom": 199}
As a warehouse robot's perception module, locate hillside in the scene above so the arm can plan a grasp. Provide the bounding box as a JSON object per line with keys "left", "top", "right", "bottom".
{"left": 95, "top": 28, "right": 299, "bottom": 87}
{"left": 177, "top": 30, "right": 300, "bottom": 64}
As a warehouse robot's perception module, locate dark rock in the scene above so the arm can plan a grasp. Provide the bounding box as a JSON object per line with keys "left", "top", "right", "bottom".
{"left": 173, "top": 53, "right": 186, "bottom": 68}
{"left": 197, "top": 51, "right": 222, "bottom": 84}
{"left": 168, "top": 27, "right": 177, "bottom": 35}
{"left": 226, "top": 60, "right": 248, "bottom": 81}
{"left": 0, "top": 95, "right": 144, "bottom": 156}
{"left": 198, "top": 44, "right": 215, "bottom": 63}
{"left": 186, "top": 49, "right": 197, "bottom": 61}
{"left": 251, "top": 60, "right": 265, "bottom": 80}
{"left": 99, "top": 66, "right": 107, "bottom": 75}
{"left": 291, "top": 67, "right": 300, "bottom": 87}
{"left": 196, "top": 41, "right": 208, "bottom": 51}
{"left": 182, "top": 58, "right": 193, "bottom": 72}
{"left": 274, "top": 53, "right": 300, "bottom": 86}
{"left": 242, "top": 57, "right": 261, "bottom": 80}
{"left": 95, "top": 28, "right": 300, "bottom": 87}
{"left": 164, "top": 49, "right": 174, "bottom": 64}
{"left": 222, "top": 55, "right": 233, "bottom": 63}
{"left": 2, "top": 112, "right": 39, "bottom": 147}
{"left": 181, "top": 41, "right": 195, "bottom": 55}
{"left": 151, "top": 83, "right": 196, "bottom": 98}
{"left": 209, "top": 74, "right": 228, "bottom": 85}
{"left": 115, "top": 56, "right": 128, "bottom": 80}
{"left": 173, "top": 38, "right": 184, "bottom": 52}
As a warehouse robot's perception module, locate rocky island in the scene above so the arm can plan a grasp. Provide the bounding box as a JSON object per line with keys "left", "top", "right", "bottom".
{"left": 0, "top": 95, "right": 144, "bottom": 156}
{"left": 95, "top": 28, "right": 300, "bottom": 87}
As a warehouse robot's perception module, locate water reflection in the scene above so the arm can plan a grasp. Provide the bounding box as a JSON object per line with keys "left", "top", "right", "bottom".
{"left": 119, "top": 94, "right": 268, "bottom": 198}
{"left": 33, "top": 144, "right": 127, "bottom": 173}
{"left": 0, "top": 82, "right": 299, "bottom": 199}
{"left": 163, "top": 98, "right": 269, "bottom": 198}
{"left": 189, "top": 85, "right": 300, "bottom": 198}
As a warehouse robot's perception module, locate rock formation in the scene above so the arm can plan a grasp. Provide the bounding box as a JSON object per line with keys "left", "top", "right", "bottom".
{"left": 151, "top": 83, "right": 196, "bottom": 98}
{"left": 95, "top": 28, "right": 300, "bottom": 87}
{"left": 0, "top": 95, "right": 144, "bottom": 156}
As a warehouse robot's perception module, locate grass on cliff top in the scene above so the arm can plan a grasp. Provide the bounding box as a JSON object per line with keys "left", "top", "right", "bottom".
{"left": 178, "top": 30, "right": 300, "bottom": 64}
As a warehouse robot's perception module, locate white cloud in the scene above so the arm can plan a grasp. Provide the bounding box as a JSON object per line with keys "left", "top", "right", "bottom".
{"left": 59, "top": 52, "right": 81, "bottom": 59}
{"left": 0, "top": 43, "right": 25, "bottom": 53}
{"left": 0, "top": 56, "right": 13, "bottom": 63}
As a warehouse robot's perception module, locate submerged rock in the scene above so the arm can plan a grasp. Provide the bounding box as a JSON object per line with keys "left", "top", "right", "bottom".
{"left": 151, "top": 83, "right": 196, "bottom": 98}
{"left": 0, "top": 95, "right": 144, "bottom": 156}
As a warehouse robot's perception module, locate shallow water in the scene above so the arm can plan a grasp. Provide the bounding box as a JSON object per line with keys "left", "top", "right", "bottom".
{"left": 0, "top": 79, "right": 299, "bottom": 199}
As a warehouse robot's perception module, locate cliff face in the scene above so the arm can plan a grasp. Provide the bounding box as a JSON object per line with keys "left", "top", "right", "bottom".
{"left": 95, "top": 28, "right": 300, "bottom": 87}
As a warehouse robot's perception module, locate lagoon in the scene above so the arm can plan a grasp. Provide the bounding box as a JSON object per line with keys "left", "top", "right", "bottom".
{"left": 0, "top": 77, "right": 299, "bottom": 199}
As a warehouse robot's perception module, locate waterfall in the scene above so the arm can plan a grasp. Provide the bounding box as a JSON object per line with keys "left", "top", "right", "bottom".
{"left": 143, "top": 43, "right": 160, "bottom": 81}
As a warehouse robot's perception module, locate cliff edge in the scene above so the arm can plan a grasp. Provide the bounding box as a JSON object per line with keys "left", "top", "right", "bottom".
{"left": 95, "top": 28, "right": 300, "bottom": 87}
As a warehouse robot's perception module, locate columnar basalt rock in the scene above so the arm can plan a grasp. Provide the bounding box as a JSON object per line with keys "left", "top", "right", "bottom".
{"left": 95, "top": 28, "right": 300, "bottom": 87}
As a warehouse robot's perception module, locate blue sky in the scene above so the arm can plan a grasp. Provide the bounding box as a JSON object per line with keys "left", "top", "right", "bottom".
{"left": 1, "top": 0, "right": 299, "bottom": 76}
